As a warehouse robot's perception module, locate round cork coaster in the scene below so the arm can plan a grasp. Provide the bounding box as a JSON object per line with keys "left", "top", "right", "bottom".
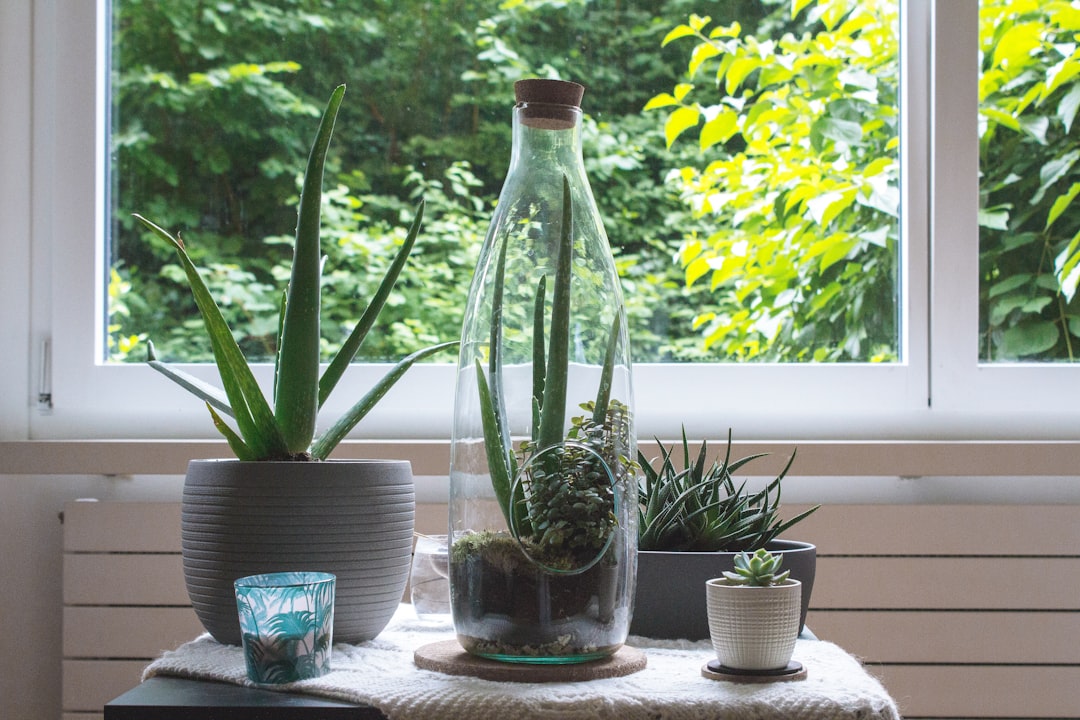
{"left": 701, "top": 659, "right": 807, "bottom": 684}
{"left": 414, "top": 640, "right": 647, "bottom": 683}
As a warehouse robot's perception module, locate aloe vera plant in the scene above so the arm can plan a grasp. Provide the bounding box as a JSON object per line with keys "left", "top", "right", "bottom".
{"left": 133, "top": 85, "right": 456, "bottom": 461}
{"left": 638, "top": 429, "right": 819, "bottom": 552}
{"left": 474, "top": 177, "right": 632, "bottom": 565}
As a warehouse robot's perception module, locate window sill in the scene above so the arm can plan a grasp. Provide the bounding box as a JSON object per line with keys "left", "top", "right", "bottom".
{"left": 2, "top": 438, "right": 1078, "bottom": 477}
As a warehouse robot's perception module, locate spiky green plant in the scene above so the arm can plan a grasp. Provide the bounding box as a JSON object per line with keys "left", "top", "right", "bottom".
{"left": 133, "top": 85, "right": 457, "bottom": 461}
{"left": 475, "top": 177, "right": 631, "bottom": 564}
{"left": 722, "top": 548, "right": 790, "bottom": 587}
{"left": 638, "top": 429, "right": 819, "bottom": 552}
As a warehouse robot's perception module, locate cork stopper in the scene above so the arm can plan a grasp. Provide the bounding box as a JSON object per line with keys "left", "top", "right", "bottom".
{"left": 514, "top": 79, "right": 584, "bottom": 129}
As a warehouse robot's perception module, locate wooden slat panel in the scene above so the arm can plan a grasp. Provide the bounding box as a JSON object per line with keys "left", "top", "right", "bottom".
{"left": 63, "top": 501, "right": 181, "bottom": 553}
{"left": 807, "top": 610, "right": 1080, "bottom": 664}
{"left": 63, "top": 554, "right": 188, "bottom": 606}
{"left": 62, "top": 660, "right": 148, "bottom": 712}
{"left": 63, "top": 607, "right": 202, "bottom": 658}
{"left": 785, "top": 504, "right": 1080, "bottom": 556}
{"left": 873, "top": 664, "right": 1080, "bottom": 718}
{"left": 812, "top": 557, "right": 1080, "bottom": 609}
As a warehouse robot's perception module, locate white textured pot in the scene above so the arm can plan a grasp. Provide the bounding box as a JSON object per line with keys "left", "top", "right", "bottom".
{"left": 705, "top": 577, "right": 802, "bottom": 671}
{"left": 182, "top": 459, "right": 414, "bottom": 645}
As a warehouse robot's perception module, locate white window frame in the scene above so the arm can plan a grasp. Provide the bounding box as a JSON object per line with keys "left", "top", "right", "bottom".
{"left": 15, "top": 0, "right": 1080, "bottom": 449}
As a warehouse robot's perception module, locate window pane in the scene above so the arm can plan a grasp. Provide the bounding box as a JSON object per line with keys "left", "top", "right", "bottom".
{"left": 978, "top": 0, "right": 1080, "bottom": 362}
{"left": 107, "top": 0, "right": 900, "bottom": 366}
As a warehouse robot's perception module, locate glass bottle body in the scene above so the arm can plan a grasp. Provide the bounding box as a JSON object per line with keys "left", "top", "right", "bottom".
{"left": 449, "top": 93, "right": 636, "bottom": 664}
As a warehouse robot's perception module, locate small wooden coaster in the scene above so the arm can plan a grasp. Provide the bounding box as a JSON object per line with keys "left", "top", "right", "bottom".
{"left": 414, "top": 640, "right": 647, "bottom": 682}
{"left": 701, "top": 659, "right": 807, "bottom": 684}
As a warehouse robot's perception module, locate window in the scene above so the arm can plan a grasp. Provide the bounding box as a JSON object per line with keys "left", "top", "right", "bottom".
{"left": 21, "top": 0, "right": 1080, "bottom": 446}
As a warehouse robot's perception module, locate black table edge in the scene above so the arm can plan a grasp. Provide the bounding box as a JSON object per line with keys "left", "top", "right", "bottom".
{"left": 104, "top": 676, "right": 387, "bottom": 720}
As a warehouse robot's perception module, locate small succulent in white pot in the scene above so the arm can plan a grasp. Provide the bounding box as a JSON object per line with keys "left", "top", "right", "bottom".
{"left": 706, "top": 548, "right": 802, "bottom": 671}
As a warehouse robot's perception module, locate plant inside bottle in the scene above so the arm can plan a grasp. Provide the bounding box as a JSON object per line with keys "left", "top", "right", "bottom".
{"left": 452, "top": 180, "right": 635, "bottom": 662}
{"left": 450, "top": 79, "right": 636, "bottom": 664}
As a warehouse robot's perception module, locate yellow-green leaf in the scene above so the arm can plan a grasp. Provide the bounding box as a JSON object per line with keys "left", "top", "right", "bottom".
{"left": 665, "top": 106, "right": 701, "bottom": 148}
{"left": 644, "top": 93, "right": 679, "bottom": 111}
{"left": 791, "top": 0, "right": 815, "bottom": 20}
{"left": 689, "top": 42, "right": 721, "bottom": 77}
{"left": 685, "top": 256, "right": 711, "bottom": 287}
{"left": 708, "top": 21, "right": 741, "bottom": 39}
{"left": 699, "top": 108, "right": 738, "bottom": 150}
{"left": 1047, "top": 182, "right": 1080, "bottom": 230}
{"left": 725, "top": 56, "right": 759, "bottom": 95}
{"left": 688, "top": 13, "right": 711, "bottom": 32}
{"left": 662, "top": 24, "right": 697, "bottom": 47}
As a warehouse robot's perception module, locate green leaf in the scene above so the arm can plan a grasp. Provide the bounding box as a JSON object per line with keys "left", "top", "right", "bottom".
{"left": 1055, "top": 229, "right": 1080, "bottom": 302}
{"left": 998, "top": 320, "right": 1060, "bottom": 358}
{"left": 810, "top": 117, "right": 863, "bottom": 149}
{"left": 319, "top": 199, "right": 424, "bottom": 407}
{"left": 807, "top": 189, "right": 856, "bottom": 228}
{"left": 473, "top": 358, "right": 515, "bottom": 531}
{"left": 1046, "top": 182, "right": 1080, "bottom": 230}
{"left": 592, "top": 310, "right": 622, "bottom": 425}
{"left": 664, "top": 106, "right": 700, "bottom": 148}
{"left": 133, "top": 214, "right": 288, "bottom": 460}
{"left": 146, "top": 341, "right": 233, "bottom": 418}
{"left": 276, "top": 84, "right": 345, "bottom": 454}
{"left": 989, "top": 273, "right": 1033, "bottom": 298}
{"left": 207, "top": 403, "right": 254, "bottom": 461}
{"left": 1033, "top": 149, "right": 1080, "bottom": 205}
{"left": 537, "top": 177, "right": 573, "bottom": 451}
{"left": 979, "top": 206, "right": 1011, "bottom": 230}
{"left": 1057, "top": 83, "right": 1080, "bottom": 133}
{"left": 309, "top": 341, "right": 458, "bottom": 460}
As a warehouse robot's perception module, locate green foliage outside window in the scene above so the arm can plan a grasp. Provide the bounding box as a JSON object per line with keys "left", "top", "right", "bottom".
{"left": 648, "top": 0, "right": 899, "bottom": 362}
{"left": 107, "top": 0, "right": 1080, "bottom": 367}
{"left": 979, "top": 0, "right": 1080, "bottom": 361}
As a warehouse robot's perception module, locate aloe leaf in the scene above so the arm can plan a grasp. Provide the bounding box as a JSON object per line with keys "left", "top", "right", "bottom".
{"left": 273, "top": 289, "right": 286, "bottom": 406}
{"left": 537, "top": 176, "right": 573, "bottom": 450}
{"left": 276, "top": 84, "right": 345, "bottom": 454}
{"left": 319, "top": 199, "right": 425, "bottom": 408}
{"left": 473, "top": 358, "right": 514, "bottom": 528}
{"left": 207, "top": 403, "right": 255, "bottom": 461}
{"left": 485, "top": 234, "right": 514, "bottom": 471}
{"left": 592, "top": 308, "right": 622, "bottom": 424}
{"left": 133, "top": 213, "right": 287, "bottom": 460}
{"left": 531, "top": 275, "right": 547, "bottom": 441}
{"left": 309, "top": 340, "right": 457, "bottom": 460}
{"left": 147, "top": 342, "right": 233, "bottom": 418}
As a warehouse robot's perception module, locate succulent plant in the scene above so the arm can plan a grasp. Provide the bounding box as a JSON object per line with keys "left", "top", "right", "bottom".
{"left": 475, "top": 178, "right": 632, "bottom": 565}
{"left": 722, "top": 548, "right": 791, "bottom": 587}
{"left": 638, "top": 429, "right": 819, "bottom": 552}
{"left": 133, "top": 85, "right": 457, "bottom": 461}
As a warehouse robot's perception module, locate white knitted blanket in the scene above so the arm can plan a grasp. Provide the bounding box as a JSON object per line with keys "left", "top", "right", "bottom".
{"left": 143, "top": 605, "right": 901, "bottom": 720}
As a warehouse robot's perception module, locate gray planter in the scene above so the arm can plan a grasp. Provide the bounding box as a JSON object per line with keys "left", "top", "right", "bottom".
{"left": 631, "top": 539, "right": 816, "bottom": 640}
{"left": 181, "top": 459, "right": 414, "bottom": 645}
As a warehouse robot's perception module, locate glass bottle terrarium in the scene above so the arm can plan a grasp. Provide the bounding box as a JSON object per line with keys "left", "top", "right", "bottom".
{"left": 449, "top": 79, "right": 636, "bottom": 664}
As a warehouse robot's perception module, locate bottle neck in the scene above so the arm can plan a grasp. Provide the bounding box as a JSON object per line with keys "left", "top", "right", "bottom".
{"left": 508, "top": 103, "right": 584, "bottom": 176}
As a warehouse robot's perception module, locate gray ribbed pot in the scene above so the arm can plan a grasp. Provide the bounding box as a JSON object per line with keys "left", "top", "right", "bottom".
{"left": 181, "top": 459, "right": 414, "bottom": 646}
{"left": 631, "top": 539, "right": 815, "bottom": 640}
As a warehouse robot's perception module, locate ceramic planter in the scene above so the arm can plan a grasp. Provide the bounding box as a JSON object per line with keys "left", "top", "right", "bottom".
{"left": 181, "top": 458, "right": 414, "bottom": 645}
{"left": 631, "top": 539, "right": 815, "bottom": 640}
{"left": 706, "top": 577, "right": 802, "bottom": 671}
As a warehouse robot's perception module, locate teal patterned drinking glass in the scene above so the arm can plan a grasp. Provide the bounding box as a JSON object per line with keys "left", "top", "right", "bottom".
{"left": 234, "top": 571, "right": 336, "bottom": 684}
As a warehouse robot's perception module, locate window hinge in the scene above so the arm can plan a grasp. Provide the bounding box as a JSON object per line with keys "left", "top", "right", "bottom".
{"left": 38, "top": 338, "right": 53, "bottom": 410}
